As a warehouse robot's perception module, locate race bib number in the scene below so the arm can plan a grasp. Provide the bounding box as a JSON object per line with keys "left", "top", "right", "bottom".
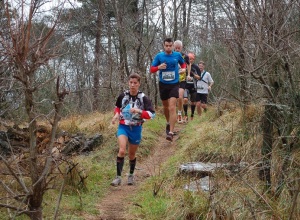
{"left": 196, "top": 82, "right": 204, "bottom": 89}
{"left": 162, "top": 71, "right": 175, "bottom": 81}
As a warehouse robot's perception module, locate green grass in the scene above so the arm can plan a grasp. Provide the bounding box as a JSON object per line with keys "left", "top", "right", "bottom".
{"left": 125, "top": 106, "right": 298, "bottom": 219}
{"left": 42, "top": 114, "right": 162, "bottom": 219}
{"left": 129, "top": 183, "right": 170, "bottom": 219}
{"left": 138, "top": 115, "right": 165, "bottom": 158}
{"left": 3, "top": 106, "right": 300, "bottom": 219}
{"left": 42, "top": 155, "right": 115, "bottom": 219}
{"left": 127, "top": 113, "right": 214, "bottom": 219}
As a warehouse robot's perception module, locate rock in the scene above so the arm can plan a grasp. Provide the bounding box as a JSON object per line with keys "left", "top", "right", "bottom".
{"left": 179, "top": 162, "right": 221, "bottom": 177}
{"left": 179, "top": 161, "right": 249, "bottom": 177}
{"left": 184, "top": 176, "right": 212, "bottom": 192}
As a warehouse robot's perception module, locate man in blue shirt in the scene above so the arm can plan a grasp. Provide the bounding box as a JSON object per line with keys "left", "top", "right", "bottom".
{"left": 150, "top": 38, "right": 186, "bottom": 141}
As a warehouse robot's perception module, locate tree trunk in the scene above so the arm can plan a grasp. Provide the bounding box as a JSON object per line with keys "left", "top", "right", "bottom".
{"left": 28, "top": 208, "right": 43, "bottom": 220}
{"left": 234, "top": 0, "right": 250, "bottom": 111}
{"left": 182, "top": 0, "right": 192, "bottom": 47}
{"left": 107, "top": 15, "right": 115, "bottom": 100}
{"left": 205, "top": 0, "right": 210, "bottom": 44}
{"left": 274, "top": 60, "right": 297, "bottom": 198}
{"left": 23, "top": 72, "right": 44, "bottom": 219}
{"left": 160, "top": 0, "right": 166, "bottom": 39}
{"left": 259, "top": 104, "right": 274, "bottom": 191}
{"left": 92, "top": 1, "right": 104, "bottom": 111}
{"left": 173, "top": 0, "right": 178, "bottom": 40}
{"left": 132, "top": 0, "right": 143, "bottom": 72}
{"left": 113, "top": 0, "right": 130, "bottom": 88}
{"left": 182, "top": 0, "right": 186, "bottom": 38}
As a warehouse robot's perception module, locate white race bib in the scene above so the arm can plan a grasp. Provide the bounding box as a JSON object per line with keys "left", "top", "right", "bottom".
{"left": 162, "top": 71, "right": 175, "bottom": 81}
{"left": 196, "top": 81, "right": 204, "bottom": 90}
{"left": 197, "top": 85, "right": 204, "bottom": 89}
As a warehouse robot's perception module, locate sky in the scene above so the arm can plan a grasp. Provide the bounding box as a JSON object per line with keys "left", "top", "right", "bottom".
{"left": 10, "top": 0, "right": 82, "bottom": 13}
{"left": 41, "top": 0, "right": 82, "bottom": 10}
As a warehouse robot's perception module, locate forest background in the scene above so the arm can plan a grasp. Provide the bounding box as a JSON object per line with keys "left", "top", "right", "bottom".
{"left": 0, "top": 0, "right": 299, "bottom": 219}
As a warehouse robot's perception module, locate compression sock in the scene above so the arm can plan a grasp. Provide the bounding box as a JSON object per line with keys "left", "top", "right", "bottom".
{"left": 191, "top": 104, "right": 196, "bottom": 115}
{"left": 129, "top": 158, "right": 137, "bottom": 175}
{"left": 183, "top": 104, "right": 188, "bottom": 116}
{"left": 116, "top": 156, "right": 124, "bottom": 176}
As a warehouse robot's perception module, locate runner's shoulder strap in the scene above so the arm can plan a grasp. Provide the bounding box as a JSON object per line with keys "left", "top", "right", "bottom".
{"left": 200, "top": 71, "right": 207, "bottom": 84}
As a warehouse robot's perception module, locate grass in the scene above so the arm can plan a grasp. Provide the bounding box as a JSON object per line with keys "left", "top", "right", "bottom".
{"left": 42, "top": 111, "right": 162, "bottom": 219}
{"left": 127, "top": 105, "right": 300, "bottom": 219}
{"left": 128, "top": 182, "right": 170, "bottom": 219}
{"left": 2, "top": 105, "right": 300, "bottom": 219}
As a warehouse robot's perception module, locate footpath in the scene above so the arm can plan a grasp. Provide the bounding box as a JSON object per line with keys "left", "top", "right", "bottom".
{"left": 92, "top": 124, "right": 184, "bottom": 220}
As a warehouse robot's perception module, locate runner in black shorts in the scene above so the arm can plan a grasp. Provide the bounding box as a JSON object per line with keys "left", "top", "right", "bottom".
{"left": 174, "top": 40, "right": 190, "bottom": 123}
{"left": 195, "top": 61, "right": 214, "bottom": 116}
{"left": 183, "top": 53, "right": 200, "bottom": 122}
{"left": 159, "top": 82, "right": 180, "bottom": 100}
{"left": 150, "top": 37, "right": 186, "bottom": 142}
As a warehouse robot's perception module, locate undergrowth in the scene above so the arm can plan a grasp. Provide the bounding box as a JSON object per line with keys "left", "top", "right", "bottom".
{"left": 4, "top": 105, "right": 299, "bottom": 219}
{"left": 55, "top": 112, "right": 160, "bottom": 219}
{"left": 128, "top": 105, "right": 300, "bottom": 220}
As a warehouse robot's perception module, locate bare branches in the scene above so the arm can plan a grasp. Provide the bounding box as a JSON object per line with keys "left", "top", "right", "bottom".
{"left": 0, "top": 1, "right": 69, "bottom": 218}
{"left": 0, "top": 155, "right": 29, "bottom": 194}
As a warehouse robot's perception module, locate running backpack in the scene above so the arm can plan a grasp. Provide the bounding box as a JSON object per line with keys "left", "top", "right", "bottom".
{"left": 121, "top": 90, "right": 145, "bottom": 112}
{"left": 120, "top": 90, "right": 145, "bottom": 123}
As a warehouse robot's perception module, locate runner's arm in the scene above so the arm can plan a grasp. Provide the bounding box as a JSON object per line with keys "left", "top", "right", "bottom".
{"left": 141, "top": 97, "right": 156, "bottom": 120}
{"left": 187, "top": 63, "right": 191, "bottom": 76}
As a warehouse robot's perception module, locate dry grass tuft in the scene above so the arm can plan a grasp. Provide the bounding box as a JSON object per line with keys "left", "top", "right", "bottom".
{"left": 242, "top": 104, "right": 263, "bottom": 123}
{"left": 216, "top": 99, "right": 238, "bottom": 117}
{"left": 58, "top": 112, "right": 112, "bottom": 135}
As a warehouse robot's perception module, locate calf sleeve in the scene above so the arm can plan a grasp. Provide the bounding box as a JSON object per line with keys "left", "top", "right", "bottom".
{"left": 116, "top": 156, "right": 124, "bottom": 176}
{"left": 183, "top": 104, "right": 188, "bottom": 115}
{"left": 129, "top": 158, "right": 137, "bottom": 175}
{"left": 191, "top": 104, "right": 196, "bottom": 115}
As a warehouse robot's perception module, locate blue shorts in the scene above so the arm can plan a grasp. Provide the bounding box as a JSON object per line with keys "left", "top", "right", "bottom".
{"left": 117, "top": 124, "right": 142, "bottom": 145}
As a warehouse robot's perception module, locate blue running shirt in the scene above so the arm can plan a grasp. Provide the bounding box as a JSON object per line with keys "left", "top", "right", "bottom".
{"left": 151, "top": 51, "right": 185, "bottom": 84}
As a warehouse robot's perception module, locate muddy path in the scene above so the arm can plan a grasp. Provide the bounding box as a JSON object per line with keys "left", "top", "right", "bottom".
{"left": 92, "top": 124, "right": 184, "bottom": 220}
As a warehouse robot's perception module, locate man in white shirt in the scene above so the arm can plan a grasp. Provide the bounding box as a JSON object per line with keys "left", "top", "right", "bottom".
{"left": 194, "top": 61, "right": 214, "bottom": 116}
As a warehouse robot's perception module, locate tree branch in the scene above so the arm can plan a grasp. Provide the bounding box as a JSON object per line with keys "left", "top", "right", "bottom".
{"left": 0, "top": 155, "right": 29, "bottom": 194}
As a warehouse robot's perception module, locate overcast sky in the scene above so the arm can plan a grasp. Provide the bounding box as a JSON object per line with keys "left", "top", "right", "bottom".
{"left": 42, "top": 0, "right": 81, "bottom": 10}
{"left": 10, "top": 0, "right": 82, "bottom": 12}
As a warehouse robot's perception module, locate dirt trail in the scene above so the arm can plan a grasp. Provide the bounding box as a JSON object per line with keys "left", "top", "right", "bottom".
{"left": 91, "top": 124, "right": 183, "bottom": 220}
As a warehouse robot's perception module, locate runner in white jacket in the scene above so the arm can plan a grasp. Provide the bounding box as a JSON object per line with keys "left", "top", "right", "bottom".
{"left": 194, "top": 61, "right": 214, "bottom": 116}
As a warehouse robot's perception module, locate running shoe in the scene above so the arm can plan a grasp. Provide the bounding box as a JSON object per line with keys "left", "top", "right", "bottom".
{"left": 190, "top": 115, "right": 194, "bottom": 121}
{"left": 177, "top": 115, "right": 183, "bottom": 123}
{"left": 127, "top": 174, "right": 134, "bottom": 185}
{"left": 166, "top": 132, "right": 174, "bottom": 142}
{"left": 110, "top": 176, "right": 121, "bottom": 186}
{"left": 166, "top": 124, "right": 170, "bottom": 135}
{"left": 183, "top": 116, "right": 188, "bottom": 123}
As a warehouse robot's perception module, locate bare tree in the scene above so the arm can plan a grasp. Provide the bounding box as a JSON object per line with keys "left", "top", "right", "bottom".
{"left": 92, "top": 0, "right": 105, "bottom": 110}
{"left": 219, "top": 0, "right": 300, "bottom": 200}
{"left": 0, "top": 1, "right": 68, "bottom": 219}
{"left": 233, "top": 0, "right": 250, "bottom": 109}
{"left": 160, "top": 0, "right": 166, "bottom": 39}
